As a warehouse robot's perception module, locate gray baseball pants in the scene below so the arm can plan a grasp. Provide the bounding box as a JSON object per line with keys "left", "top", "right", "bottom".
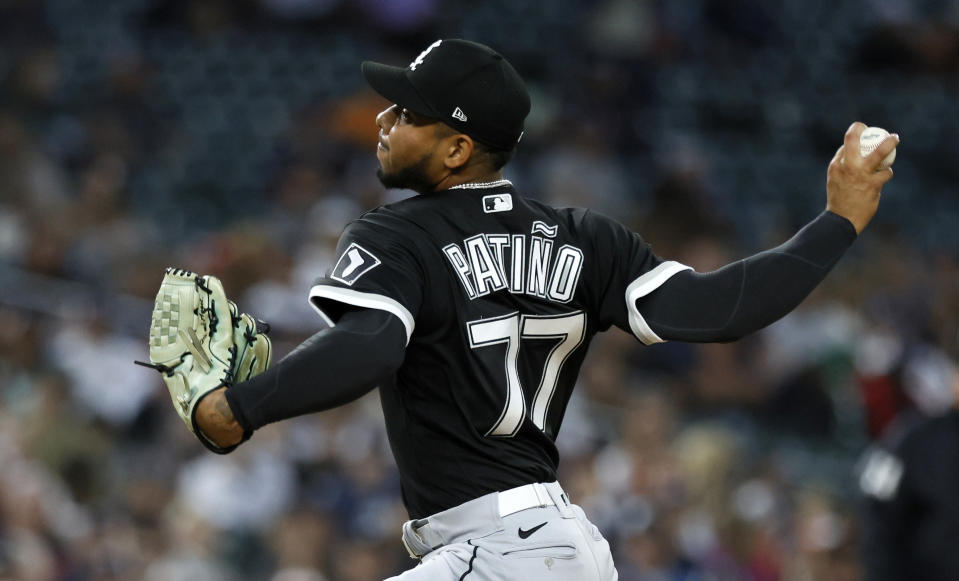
{"left": 385, "top": 482, "right": 618, "bottom": 580}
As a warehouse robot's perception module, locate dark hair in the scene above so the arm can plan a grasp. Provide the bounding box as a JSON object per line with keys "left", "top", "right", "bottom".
{"left": 474, "top": 140, "right": 516, "bottom": 171}
{"left": 434, "top": 122, "right": 516, "bottom": 171}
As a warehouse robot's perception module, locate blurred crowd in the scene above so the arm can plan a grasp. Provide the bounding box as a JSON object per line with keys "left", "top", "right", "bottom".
{"left": 1, "top": 0, "right": 958, "bottom": 579}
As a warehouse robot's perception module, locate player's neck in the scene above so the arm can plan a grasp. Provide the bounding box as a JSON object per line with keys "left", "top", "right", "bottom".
{"left": 432, "top": 168, "right": 505, "bottom": 193}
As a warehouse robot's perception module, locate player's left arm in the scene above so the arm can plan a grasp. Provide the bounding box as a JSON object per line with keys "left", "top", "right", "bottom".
{"left": 194, "top": 307, "right": 406, "bottom": 448}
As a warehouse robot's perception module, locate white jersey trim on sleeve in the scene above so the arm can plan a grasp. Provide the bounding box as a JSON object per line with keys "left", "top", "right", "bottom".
{"left": 625, "top": 261, "right": 693, "bottom": 345}
{"left": 308, "top": 285, "right": 415, "bottom": 344}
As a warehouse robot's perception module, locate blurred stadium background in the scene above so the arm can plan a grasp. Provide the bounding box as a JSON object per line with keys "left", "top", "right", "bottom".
{"left": 1, "top": 0, "right": 958, "bottom": 579}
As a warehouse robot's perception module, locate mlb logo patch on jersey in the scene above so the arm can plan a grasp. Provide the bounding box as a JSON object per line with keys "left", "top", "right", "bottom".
{"left": 331, "top": 243, "right": 381, "bottom": 286}
{"left": 483, "top": 193, "right": 513, "bottom": 213}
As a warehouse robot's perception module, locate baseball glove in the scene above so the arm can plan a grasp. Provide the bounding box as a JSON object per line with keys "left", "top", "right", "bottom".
{"left": 135, "top": 268, "right": 272, "bottom": 453}
{"left": 228, "top": 299, "right": 273, "bottom": 383}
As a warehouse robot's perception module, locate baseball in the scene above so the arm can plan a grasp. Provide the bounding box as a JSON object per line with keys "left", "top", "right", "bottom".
{"left": 859, "top": 126, "right": 897, "bottom": 168}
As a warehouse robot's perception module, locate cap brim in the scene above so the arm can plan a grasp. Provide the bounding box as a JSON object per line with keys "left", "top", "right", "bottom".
{"left": 361, "top": 61, "right": 437, "bottom": 118}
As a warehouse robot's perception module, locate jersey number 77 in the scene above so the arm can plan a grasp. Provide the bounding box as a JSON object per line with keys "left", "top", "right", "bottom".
{"left": 467, "top": 310, "right": 586, "bottom": 437}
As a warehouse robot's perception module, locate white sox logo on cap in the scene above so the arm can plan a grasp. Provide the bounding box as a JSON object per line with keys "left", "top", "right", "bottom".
{"left": 409, "top": 39, "right": 442, "bottom": 71}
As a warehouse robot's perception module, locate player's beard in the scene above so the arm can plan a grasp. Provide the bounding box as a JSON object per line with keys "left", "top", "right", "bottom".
{"left": 377, "top": 151, "right": 437, "bottom": 194}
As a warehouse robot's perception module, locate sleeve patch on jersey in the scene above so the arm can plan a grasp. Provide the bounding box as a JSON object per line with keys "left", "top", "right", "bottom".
{"left": 331, "top": 243, "right": 382, "bottom": 286}
{"left": 483, "top": 193, "right": 513, "bottom": 213}
{"left": 625, "top": 261, "right": 693, "bottom": 345}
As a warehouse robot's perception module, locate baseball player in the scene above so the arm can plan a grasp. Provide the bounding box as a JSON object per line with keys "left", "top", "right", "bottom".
{"left": 188, "top": 39, "right": 897, "bottom": 579}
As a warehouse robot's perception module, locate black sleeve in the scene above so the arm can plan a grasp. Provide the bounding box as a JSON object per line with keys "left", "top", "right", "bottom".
{"left": 224, "top": 307, "right": 407, "bottom": 432}
{"left": 580, "top": 209, "right": 690, "bottom": 342}
{"left": 636, "top": 211, "right": 857, "bottom": 342}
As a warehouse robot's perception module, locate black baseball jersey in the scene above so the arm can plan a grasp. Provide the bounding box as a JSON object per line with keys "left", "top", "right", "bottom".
{"left": 310, "top": 181, "right": 689, "bottom": 518}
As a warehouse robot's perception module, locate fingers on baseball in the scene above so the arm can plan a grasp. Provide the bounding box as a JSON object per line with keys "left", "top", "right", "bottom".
{"left": 876, "top": 166, "right": 894, "bottom": 185}
{"left": 867, "top": 139, "right": 897, "bottom": 185}
{"left": 843, "top": 122, "right": 867, "bottom": 153}
{"left": 841, "top": 123, "right": 870, "bottom": 169}
{"left": 864, "top": 134, "right": 899, "bottom": 168}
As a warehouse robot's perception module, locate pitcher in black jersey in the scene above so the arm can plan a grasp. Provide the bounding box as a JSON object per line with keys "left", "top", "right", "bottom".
{"left": 192, "top": 39, "right": 898, "bottom": 580}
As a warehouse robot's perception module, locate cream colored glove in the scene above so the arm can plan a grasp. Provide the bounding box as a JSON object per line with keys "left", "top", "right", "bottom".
{"left": 136, "top": 268, "right": 271, "bottom": 453}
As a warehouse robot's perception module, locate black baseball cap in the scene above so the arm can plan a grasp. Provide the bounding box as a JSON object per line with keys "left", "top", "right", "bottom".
{"left": 362, "top": 39, "right": 530, "bottom": 151}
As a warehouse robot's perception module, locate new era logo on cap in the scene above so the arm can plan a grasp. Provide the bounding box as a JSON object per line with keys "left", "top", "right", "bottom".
{"left": 452, "top": 107, "right": 468, "bottom": 122}
{"left": 331, "top": 243, "right": 381, "bottom": 286}
{"left": 483, "top": 194, "right": 512, "bottom": 213}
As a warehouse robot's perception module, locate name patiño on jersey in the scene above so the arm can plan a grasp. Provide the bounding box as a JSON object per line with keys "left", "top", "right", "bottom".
{"left": 443, "top": 221, "right": 584, "bottom": 303}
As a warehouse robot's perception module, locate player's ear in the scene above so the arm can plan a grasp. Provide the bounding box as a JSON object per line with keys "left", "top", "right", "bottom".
{"left": 442, "top": 134, "right": 475, "bottom": 170}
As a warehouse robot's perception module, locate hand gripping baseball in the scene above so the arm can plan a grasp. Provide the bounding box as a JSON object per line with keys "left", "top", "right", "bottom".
{"left": 826, "top": 122, "right": 899, "bottom": 234}
{"left": 135, "top": 268, "right": 272, "bottom": 453}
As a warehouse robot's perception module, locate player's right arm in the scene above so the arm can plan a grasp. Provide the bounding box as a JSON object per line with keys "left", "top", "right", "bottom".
{"left": 825, "top": 122, "right": 898, "bottom": 234}
{"left": 594, "top": 122, "right": 897, "bottom": 345}
{"left": 637, "top": 210, "right": 857, "bottom": 342}
{"left": 640, "top": 123, "right": 896, "bottom": 342}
